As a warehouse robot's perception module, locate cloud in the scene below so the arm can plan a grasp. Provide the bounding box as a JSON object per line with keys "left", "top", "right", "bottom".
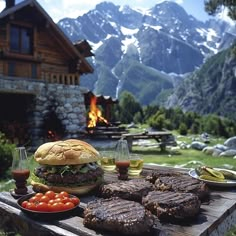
{"left": 175, "top": 0, "right": 184, "bottom": 4}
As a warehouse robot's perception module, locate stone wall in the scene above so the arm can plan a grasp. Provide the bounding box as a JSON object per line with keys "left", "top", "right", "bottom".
{"left": 0, "top": 76, "right": 87, "bottom": 149}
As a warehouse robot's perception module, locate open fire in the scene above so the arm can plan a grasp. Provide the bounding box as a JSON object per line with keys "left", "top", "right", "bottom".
{"left": 87, "top": 96, "right": 109, "bottom": 128}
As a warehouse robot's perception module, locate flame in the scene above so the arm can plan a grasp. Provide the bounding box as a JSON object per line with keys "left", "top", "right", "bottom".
{"left": 47, "top": 130, "right": 59, "bottom": 141}
{"left": 87, "top": 96, "right": 108, "bottom": 128}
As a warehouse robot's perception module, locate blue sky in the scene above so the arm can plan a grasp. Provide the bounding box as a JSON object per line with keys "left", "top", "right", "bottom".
{"left": 0, "top": 0, "right": 213, "bottom": 23}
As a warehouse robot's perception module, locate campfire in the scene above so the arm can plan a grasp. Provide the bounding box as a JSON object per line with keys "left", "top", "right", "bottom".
{"left": 85, "top": 93, "right": 127, "bottom": 138}
{"left": 87, "top": 96, "right": 109, "bottom": 129}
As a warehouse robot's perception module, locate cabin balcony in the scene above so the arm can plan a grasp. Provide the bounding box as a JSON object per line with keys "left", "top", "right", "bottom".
{"left": 40, "top": 72, "right": 80, "bottom": 85}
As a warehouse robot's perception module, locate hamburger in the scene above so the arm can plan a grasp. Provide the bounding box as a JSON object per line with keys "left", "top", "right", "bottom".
{"left": 31, "top": 139, "right": 104, "bottom": 195}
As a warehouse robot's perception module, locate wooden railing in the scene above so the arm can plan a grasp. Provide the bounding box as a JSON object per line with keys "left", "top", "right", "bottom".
{"left": 41, "top": 72, "right": 80, "bottom": 85}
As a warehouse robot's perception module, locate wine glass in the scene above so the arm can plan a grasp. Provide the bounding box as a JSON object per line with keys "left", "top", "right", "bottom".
{"left": 11, "top": 147, "right": 30, "bottom": 197}
{"left": 115, "top": 139, "right": 130, "bottom": 180}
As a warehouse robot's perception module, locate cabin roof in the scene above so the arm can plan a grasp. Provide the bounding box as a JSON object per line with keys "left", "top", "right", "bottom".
{"left": 0, "top": 0, "right": 94, "bottom": 74}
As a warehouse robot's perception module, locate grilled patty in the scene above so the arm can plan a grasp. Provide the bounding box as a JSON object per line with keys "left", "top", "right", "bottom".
{"left": 99, "top": 179, "right": 154, "bottom": 202}
{"left": 142, "top": 190, "right": 201, "bottom": 221}
{"left": 83, "top": 197, "right": 154, "bottom": 235}
{"left": 145, "top": 170, "right": 184, "bottom": 184}
{"left": 154, "top": 175, "right": 209, "bottom": 200}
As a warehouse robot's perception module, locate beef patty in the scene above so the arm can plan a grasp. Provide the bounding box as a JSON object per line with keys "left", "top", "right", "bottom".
{"left": 142, "top": 190, "right": 201, "bottom": 221}
{"left": 99, "top": 179, "right": 154, "bottom": 202}
{"left": 154, "top": 175, "right": 209, "bottom": 200}
{"left": 83, "top": 197, "right": 154, "bottom": 235}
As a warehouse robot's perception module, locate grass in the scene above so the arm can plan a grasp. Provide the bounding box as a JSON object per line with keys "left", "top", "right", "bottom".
{"left": 129, "top": 134, "right": 235, "bottom": 170}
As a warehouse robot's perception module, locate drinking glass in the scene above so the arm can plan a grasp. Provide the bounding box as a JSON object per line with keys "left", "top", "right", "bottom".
{"left": 11, "top": 147, "right": 30, "bottom": 196}
{"left": 100, "top": 151, "right": 116, "bottom": 172}
{"left": 128, "top": 154, "right": 144, "bottom": 176}
{"left": 115, "top": 139, "right": 130, "bottom": 180}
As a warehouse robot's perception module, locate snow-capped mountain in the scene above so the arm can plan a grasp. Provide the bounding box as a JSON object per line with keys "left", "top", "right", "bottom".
{"left": 58, "top": 1, "right": 235, "bottom": 105}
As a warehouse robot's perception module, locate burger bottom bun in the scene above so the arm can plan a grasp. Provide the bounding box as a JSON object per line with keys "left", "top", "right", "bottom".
{"left": 31, "top": 180, "right": 100, "bottom": 195}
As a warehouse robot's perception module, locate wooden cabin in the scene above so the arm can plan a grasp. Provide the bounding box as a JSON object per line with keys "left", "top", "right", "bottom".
{"left": 0, "top": 0, "right": 94, "bottom": 85}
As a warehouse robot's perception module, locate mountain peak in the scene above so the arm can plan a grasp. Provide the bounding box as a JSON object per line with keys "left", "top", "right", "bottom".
{"left": 58, "top": 1, "right": 235, "bottom": 108}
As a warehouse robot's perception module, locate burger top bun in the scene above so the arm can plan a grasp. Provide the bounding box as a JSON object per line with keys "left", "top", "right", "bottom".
{"left": 34, "top": 139, "right": 100, "bottom": 165}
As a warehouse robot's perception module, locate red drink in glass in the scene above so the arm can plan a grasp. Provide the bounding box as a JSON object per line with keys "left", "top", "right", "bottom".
{"left": 115, "top": 160, "right": 130, "bottom": 180}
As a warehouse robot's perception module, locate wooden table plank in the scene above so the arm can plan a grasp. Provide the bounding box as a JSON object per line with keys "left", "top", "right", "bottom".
{"left": 0, "top": 165, "right": 236, "bottom": 236}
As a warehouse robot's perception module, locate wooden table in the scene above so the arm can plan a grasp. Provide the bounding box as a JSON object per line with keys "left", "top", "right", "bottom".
{"left": 122, "top": 131, "right": 176, "bottom": 151}
{"left": 0, "top": 165, "right": 236, "bottom": 236}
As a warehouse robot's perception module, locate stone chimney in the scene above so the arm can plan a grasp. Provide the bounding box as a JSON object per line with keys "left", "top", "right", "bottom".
{"left": 5, "top": 0, "right": 15, "bottom": 9}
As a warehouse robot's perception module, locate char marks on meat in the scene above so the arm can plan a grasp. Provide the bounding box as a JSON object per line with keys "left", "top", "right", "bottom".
{"left": 154, "top": 175, "right": 209, "bottom": 200}
{"left": 99, "top": 179, "right": 154, "bottom": 202}
{"left": 142, "top": 190, "right": 201, "bottom": 221}
{"left": 83, "top": 197, "right": 154, "bottom": 235}
{"left": 145, "top": 170, "right": 184, "bottom": 184}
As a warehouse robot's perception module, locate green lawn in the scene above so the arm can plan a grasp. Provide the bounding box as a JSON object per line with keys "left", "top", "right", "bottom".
{"left": 132, "top": 147, "right": 236, "bottom": 170}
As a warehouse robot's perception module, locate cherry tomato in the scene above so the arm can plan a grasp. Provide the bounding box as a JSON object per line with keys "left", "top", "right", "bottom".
{"left": 39, "top": 196, "right": 50, "bottom": 203}
{"left": 54, "top": 197, "right": 63, "bottom": 203}
{"left": 35, "top": 193, "right": 44, "bottom": 198}
{"left": 60, "top": 197, "right": 70, "bottom": 204}
{"left": 25, "top": 202, "right": 37, "bottom": 211}
{"left": 36, "top": 202, "right": 49, "bottom": 212}
{"left": 54, "top": 194, "right": 60, "bottom": 199}
{"left": 21, "top": 200, "right": 28, "bottom": 208}
{"left": 64, "top": 202, "right": 75, "bottom": 210}
{"left": 58, "top": 191, "right": 69, "bottom": 198}
{"left": 29, "top": 196, "right": 40, "bottom": 203}
{"left": 70, "top": 197, "right": 80, "bottom": 206}
{"left": 51, "top": 203, "right": 63, "bottom": 212}
{"left": 48, "top": 199, "right": 55, "bottom": 205}
{"left": 45, "top": 190, "right": 56, "bottom": 199}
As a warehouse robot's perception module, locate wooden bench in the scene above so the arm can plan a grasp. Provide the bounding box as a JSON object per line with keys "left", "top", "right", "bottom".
{"left": 122, "top": 131, "right": 176, "bottom": 151}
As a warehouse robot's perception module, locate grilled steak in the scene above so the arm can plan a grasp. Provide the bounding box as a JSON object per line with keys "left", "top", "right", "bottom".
{"left": 154, "top": 175, "right": 209, "bottom": 200}
{"left": 142, "top": 190, "right": 201, "bottom": 221}
{"left": 99, "top": 179, "right": 154, "bottom": 202}
{"left": 145, "top": 170, "right": 184, "bottom": 184}
{"left": 83, "top": 197, "right": 154, "bottom": 235}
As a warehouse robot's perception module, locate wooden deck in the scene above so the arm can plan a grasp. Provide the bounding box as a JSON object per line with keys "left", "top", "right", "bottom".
{"left": 0, "top": 165, "right": 236, "bottom": 236}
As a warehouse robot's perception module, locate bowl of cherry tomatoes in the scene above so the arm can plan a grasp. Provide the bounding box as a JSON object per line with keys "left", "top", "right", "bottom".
{"left": 17, "top": 190, "right": 80, "bottom": 220}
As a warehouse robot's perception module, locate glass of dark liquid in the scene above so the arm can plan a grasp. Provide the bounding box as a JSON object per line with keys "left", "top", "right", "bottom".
{"left": 115, "top": 139, "right": 130, "bottom": 180}
{"left": 11, "top": 147, "right": 30, "bottom": 197}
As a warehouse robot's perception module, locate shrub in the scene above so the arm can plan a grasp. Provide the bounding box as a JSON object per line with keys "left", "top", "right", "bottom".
{"left": 0, "top": 132, "right": 16, "bottom": 178}
{"left": 179, "top": 123, "right": 188, "bottom": 135}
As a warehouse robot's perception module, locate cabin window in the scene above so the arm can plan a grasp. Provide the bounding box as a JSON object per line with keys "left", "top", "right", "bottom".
{"left": 10, "top": 25, "right": 33, "bottom": 54}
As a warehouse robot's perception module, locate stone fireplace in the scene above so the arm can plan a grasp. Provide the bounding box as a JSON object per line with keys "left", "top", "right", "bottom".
{"left": 0, "top": 76, "right": 87, "bottom": 150}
